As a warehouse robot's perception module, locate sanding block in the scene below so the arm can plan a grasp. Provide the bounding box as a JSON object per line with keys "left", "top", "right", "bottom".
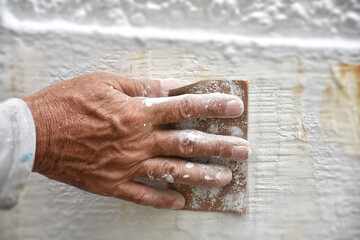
{"left": 168, "top": 80, "right": 248, "bottom": 214}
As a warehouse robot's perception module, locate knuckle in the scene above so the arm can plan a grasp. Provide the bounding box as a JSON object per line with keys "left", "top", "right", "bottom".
{"left": 179, "top": 97, "right": 196, "bottom": 119}
{"left": 212, "top": 140, "right": 222, "bottom": 157}
{"left": 88, "top": 71, "right": 105, "bottom": 81}
{"left": 92, "top": 71, "right": 110, "bottom": 78}
{"left": 90, "top": 71, "right": 118, "bottom": 85}
{"left": 118, "top": 103, "right": 147, "bottom": 129}
{"left": 208, "top": 97, "right": 227, "bottom": 116}
{"left": 178, "top": 132, "right": 196, "bottom": 156}
{"left": 133, "top": 192, "right": 152, "bottom": 205}
{"left": 161, "top": 161, "right": 182, "bottom": 180}
{"left": 153, "top": 132, "right": 166, "bottom": 153}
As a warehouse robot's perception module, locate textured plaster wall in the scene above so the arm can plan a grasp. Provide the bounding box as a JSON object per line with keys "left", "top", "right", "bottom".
{"left": 0, "top": 0, "right": 360, "bottom": 239}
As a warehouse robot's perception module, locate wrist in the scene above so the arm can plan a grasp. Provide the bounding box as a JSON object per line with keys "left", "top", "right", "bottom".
{"left": 23, "top": 94, "right": 53, "bottom": 174}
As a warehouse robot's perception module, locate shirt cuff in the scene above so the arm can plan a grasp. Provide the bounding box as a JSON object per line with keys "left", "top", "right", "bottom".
{"left": 0, "top": 98, "right": 36, "bottom": 209}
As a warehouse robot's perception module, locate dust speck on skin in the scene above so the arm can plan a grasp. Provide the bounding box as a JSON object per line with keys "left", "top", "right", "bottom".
{"left": 205, "top": 175, "right": 214, "bottom": 180}
{"left": 181, "top": 131, "right": 201, "bottom": 145}
{"left": 215, "top": 171, "right": 228, "bottom": 180}
{"left": 186, "top": 162, "right": 194, "bottom": 169}
{"left": 202, "top": 165, "right": 210, "bottom": 170}
{"left": 183, "top": 174, "right": 190, "bottom": 178}
{"left": 144, "top": 123, "right": 146, "bottom": 126}
{"left": 147, "top": 170, "right": 154, "bottom": 180}
{"left": 162, "top": 174, "right": 174, "bottom": 183}
{"left": 181, "top": 137, "right": 191, "bottom": 145}
{"left": 109, "top": 85, "right": 114, "bottom": 89}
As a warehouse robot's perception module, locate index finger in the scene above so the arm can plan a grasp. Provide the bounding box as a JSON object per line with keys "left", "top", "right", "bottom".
{"left": 142, "top": 93, "right": 244, "bottom": 125}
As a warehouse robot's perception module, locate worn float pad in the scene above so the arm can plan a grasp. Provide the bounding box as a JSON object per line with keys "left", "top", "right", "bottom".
{"left": 168, "top": 80, "right": 248, "bottom": 214}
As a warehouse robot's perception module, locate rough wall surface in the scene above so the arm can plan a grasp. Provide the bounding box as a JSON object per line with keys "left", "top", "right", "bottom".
{"left": 0, "top": 0, "right": 359, "bottom": 239}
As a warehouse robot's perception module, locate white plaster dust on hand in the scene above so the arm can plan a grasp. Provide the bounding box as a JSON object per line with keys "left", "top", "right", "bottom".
{"left": 180, "top": 131, "right": 201, "bottom": 146}
{"left": 214, "top": 168, "right": 233, "bottom": 182}
{"left": 204, "top": 175, "right": 214, "bottom": 181}
{"left": 162, "top": 173, "right": 174, "bottom": 183}
{"left": 186, "top": 162, "right": 194, "bottom": 169}
{"left": 143, "top": 97, "right": 172, "bottom": 107}
{"left": 175, "top": 130, "right": 249, "bottom": 160}
{"left": 147, "top": 170, "right": 154, "bottom": 180}
{"left": 183, "top": 174, "right": 190, "bottom": 178}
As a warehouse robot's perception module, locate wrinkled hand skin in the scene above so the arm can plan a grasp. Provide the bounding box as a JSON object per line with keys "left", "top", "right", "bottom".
{"left": 23, "top": 72, "right": 250, "bottom": 210}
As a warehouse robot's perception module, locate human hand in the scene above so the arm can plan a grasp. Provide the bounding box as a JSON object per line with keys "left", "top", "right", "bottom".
{"left": 23, "top": 72, "right": 250, "bottom": 209}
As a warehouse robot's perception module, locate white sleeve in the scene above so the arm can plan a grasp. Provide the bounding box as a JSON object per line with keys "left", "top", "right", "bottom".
{"left": 0, "top": 98, "right": 36, "bottom": 209}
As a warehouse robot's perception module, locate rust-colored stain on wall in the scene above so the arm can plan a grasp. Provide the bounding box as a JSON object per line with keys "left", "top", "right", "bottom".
{"left": 321, "top": 63, "right": 360, "bottom": 157}
{"left": 292, "top": 81, "right": 310, "bottom": 145}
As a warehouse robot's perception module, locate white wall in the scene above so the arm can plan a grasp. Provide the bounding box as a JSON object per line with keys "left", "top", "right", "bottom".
{"left": 0, "top": 0, "right": 359, "bottom": 239}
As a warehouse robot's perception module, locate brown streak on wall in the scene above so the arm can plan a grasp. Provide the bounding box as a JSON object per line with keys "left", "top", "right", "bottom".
{"left": 321, "top": 63, "right": 360, "bottom": 156}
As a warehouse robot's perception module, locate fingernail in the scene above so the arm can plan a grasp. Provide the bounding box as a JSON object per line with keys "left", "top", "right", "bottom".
{"left": 159, "top": 79, "right": 180, "bottom": 92}
{"left": 226, "top": 99, "right": 244, "bottom": 116}
{"left": 172, "top": 198, "right": 185, "bottom": 210}
{"left": 215, "top": 168, "right": 232, "bottom": 183}
{"left": 232, "top": 146, "right": 249, "bottom": 160}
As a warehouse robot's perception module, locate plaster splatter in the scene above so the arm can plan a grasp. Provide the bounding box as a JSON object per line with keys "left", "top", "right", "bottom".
{"left": 204, "top": 175, "right": 214, "bottom": 181}
{"left": 147, "top": 170, "right": 154, "bottom": 180}
{"left": 185, "top": 162, "right": 194, "bottom": 169}
{"left": 162, "top": 174, "right": 174, "bottom": 183}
